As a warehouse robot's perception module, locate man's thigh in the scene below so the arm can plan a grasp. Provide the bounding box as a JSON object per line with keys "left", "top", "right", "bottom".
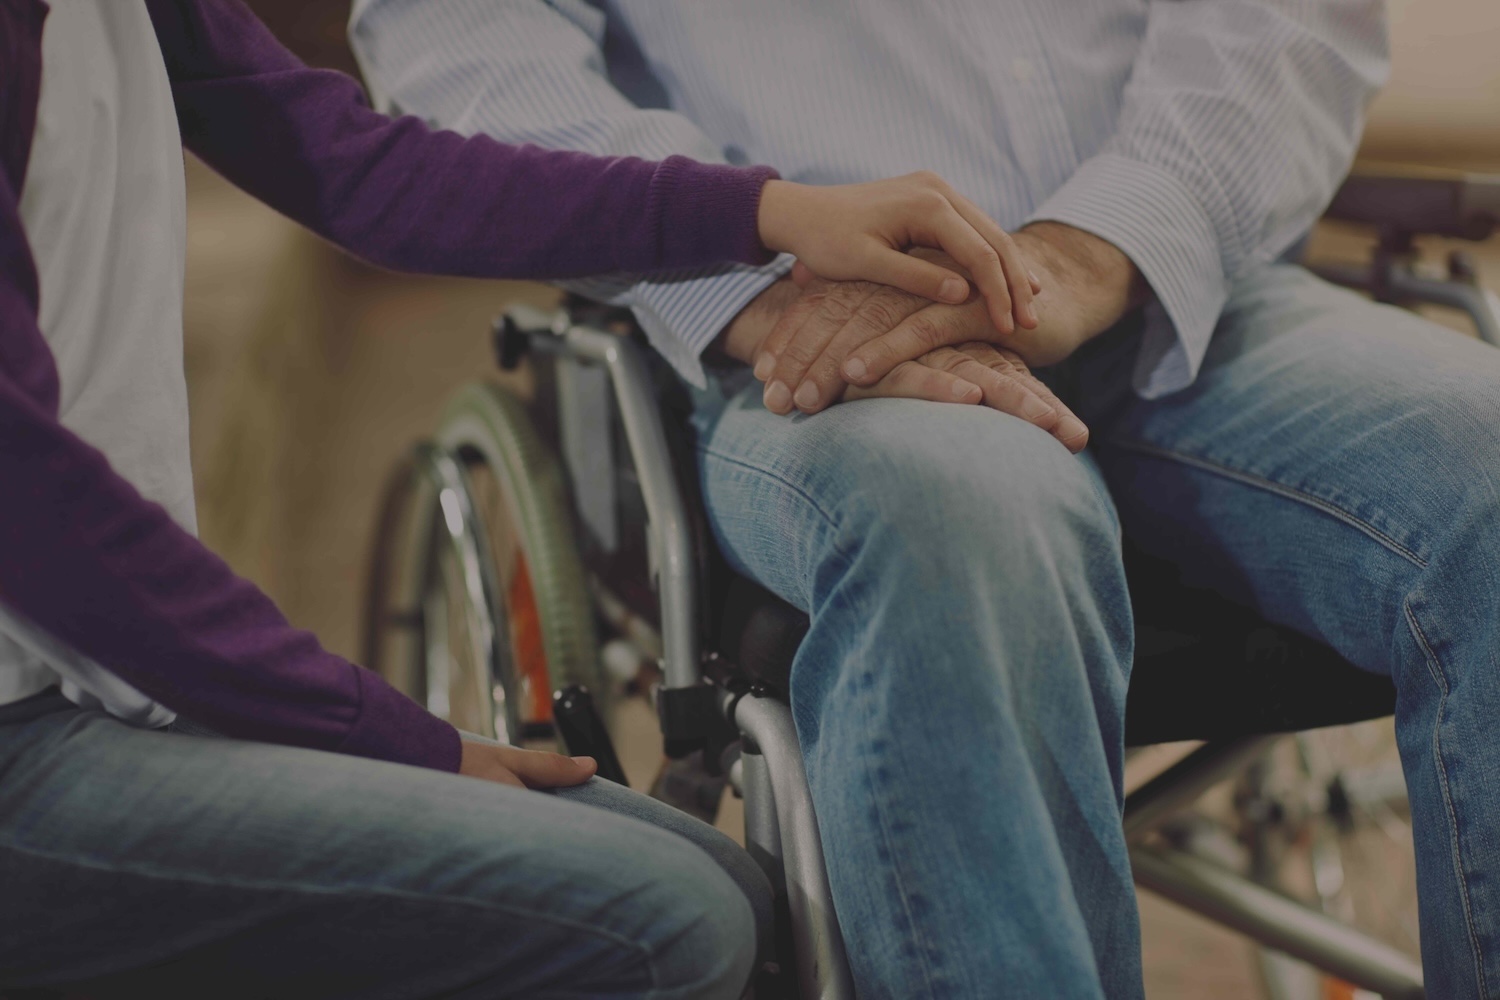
{"left": 1080, "top": 263, "right": 1500, "bottom": 675}
{"left": 0, "top": 695, "right": 752, "bottom": 998}
{"left": 691, "top": 374, "right": 1121, "bottom": 613}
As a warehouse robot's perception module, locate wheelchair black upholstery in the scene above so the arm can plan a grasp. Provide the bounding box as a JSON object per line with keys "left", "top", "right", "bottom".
{"left": 712, "top": 551, "right": 1397, "bottom": 748}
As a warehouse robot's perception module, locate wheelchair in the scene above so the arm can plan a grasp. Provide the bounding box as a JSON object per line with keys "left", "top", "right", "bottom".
{"left": 362, "top": 164, "right": 1499, "bottom": 1000}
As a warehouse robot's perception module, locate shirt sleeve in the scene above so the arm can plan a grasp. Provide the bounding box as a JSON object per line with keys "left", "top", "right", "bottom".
{"left": 0, "top": 166, "right": 461, "bottom": 771}
{"left": 1026, "top": 0, "right": 1389, "bottom": 397}
{"left": 143, "top": 0, "right": 778, "bottom": 285}
{"left": 348, "top": 0, "right": 792, "bottom": 387}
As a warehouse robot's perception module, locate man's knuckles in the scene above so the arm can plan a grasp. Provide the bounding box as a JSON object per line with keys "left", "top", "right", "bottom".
{"left": 851, "top": 294, "right": 913, "bottom": 335}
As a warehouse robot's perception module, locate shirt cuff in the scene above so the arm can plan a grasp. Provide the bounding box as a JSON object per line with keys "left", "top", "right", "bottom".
{"left": 338, "top": 666, "right": 463, "bottom": 772}
{"left": 1027, "top": 152, "right": 1228, "bottom": 399}
{"left": 567, "top": 254, "right": 794, "bottom": 388}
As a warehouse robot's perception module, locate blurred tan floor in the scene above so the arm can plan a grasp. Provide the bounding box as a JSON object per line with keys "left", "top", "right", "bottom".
{"left": 184, "top": 157, "right": 1499, "bottom": 998}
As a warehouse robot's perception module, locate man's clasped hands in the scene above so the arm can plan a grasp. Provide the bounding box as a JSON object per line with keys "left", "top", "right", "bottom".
{"left": 743, "top": 172, "right": 1149, "bottom": 453}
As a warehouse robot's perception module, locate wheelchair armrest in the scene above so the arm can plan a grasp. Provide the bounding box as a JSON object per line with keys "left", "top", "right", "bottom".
{"left": 1325, "top": 162, "right": 1500, "bottom": 242}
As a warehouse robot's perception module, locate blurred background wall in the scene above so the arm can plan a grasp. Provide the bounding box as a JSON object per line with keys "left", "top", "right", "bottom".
{"left": 183, "top": 3, "right": 1498, "bottom": 996}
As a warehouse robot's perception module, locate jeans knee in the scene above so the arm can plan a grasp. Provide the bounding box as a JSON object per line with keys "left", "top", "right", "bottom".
{"left": 823, "top": 402, "right": 1120, "bottom": 588}
{"left": 649, "top": 854, "right": 758, "bottom": 999}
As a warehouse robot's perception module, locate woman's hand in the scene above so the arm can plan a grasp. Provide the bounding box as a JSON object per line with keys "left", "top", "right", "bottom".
{"left": 459, "top": 740, "right": 597, "bottom": 789}
{"left": 756, "top": 173, "right": 1040, "bottom": 336}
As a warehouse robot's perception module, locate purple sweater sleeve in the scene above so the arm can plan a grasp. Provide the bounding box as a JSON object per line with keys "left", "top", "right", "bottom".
{"left": 144, "top": 0, "right": 778, "bottom": 278}
{"left": 0, "top": 144, "right": 461, "bottom": 774}
{"left": 0, "top": 0, "right": 777, "bottom": 772}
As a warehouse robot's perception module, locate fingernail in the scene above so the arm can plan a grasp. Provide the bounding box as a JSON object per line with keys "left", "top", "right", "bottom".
{"left": 1021, "top": 395, "right": 1053, "bottom": 420}
{"left": 939, "top": 277, "right": 967, "bottom": 302}
{"left": 1059, "top": 415, "right": 1089, "bottom": 443}
{"left": 753, "top": 353, "right": 774, "bottom": 380}
{"left": 764, "top": 380, "right": 792, "bottom": 412}
{"left": 571, "top": 756, "right": 596, "bottom": 766}
{"left": 1030, "top": 270, "right": 1041, "bottom": 287}
{"left": 953, "top": 380, "right": 980, "bottom": 400}
{"left": 1022, "top": 303, "right": 1037, "bottom": 327}
{"left": 793, "top": 382, "right": 820, "bottom": 410}
{"left": 843, "top": 357, "right": 867, "bottom": 381}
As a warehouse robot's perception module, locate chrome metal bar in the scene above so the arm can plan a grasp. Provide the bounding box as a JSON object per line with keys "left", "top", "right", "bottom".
{"left": 1311, "top": 261, "right": 1500, "bottom": 346}
{"left": 572, "top": 334, "right": 701, "bottom": 691}
{"left": 502, "top": 304, "right": 703, "bottom": 691}
{"left": 732, "top": 692, "right": 855, "bottom": 1000}
{"left": 1132, "top": 845, "right": 1425, "bottom": 999}
{"left": 411, "top": 443, "right": 521, "bottom": 743}
{"left": 1124, "top": 736, "right": 1280, "bottom": 842}
{"left": 741, "top": 744, "right": 786, "bottom": 890}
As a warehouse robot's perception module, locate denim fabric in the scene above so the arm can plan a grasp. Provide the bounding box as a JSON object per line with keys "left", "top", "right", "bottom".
{"left": 691, "top": 264, "right": 1500, "bottom": 999}
{"left": 0, "top": 689, "right": 766, "bottom": 999}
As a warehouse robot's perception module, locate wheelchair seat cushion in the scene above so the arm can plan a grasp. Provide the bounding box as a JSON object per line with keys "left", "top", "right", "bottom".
{"left": 711, "top": 555, "right": 1396, "bottom": 748}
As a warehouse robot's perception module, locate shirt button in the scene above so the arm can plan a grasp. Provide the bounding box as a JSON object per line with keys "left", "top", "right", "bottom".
{"left": 1011, "top": 58, "right": 1036, "bottom": 82}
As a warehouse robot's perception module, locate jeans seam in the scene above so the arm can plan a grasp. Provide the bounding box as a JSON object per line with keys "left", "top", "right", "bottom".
{"left": 697, "top": 445, "right": 861, "bottom": 567}
{"left": 1107, "top": 440, "right": 1428, "bottom": 569}
{"left": 795, "top": 537, "right": 943, "bottom": 997}
{"left": 844, "top": 630, "right": 945, "bottom": 999}
{"left": 1405, "top": 597, "right": 1489, "bottom": 997}
{"left": 0, "top": 837, "right": 661, "bottom": 981}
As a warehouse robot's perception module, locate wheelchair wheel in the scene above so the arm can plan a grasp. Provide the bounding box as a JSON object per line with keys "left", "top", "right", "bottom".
{"left": 1236, "top": 722, "right": 1418, "bottom": 1000}
{"left": 362, "top": 381, "right": 601, "bottom": 745}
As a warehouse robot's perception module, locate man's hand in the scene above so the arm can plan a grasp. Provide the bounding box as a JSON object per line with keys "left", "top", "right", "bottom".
{"left": 842, "top": 222, "right": 1146, "bottom": 387}
{"left": 459, "top": 739, "right": 597, "bottom": 789}
{"left": 713, "top": 276, "right": 1088, "bottom": 452}
{"left": 848, "top": 342, "right": 1089, "bottom": 452}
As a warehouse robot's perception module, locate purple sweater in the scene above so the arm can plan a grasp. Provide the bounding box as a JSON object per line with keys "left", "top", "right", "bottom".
{"left": 0, "top": 0, "right": 776, "bottom": 771}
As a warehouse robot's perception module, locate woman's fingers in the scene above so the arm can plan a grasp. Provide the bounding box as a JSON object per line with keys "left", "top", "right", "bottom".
{"left": 906, "top": 201, "right": 1022, "bottom": 334}
{"left": 947, "top": 191, "right": 1038, "bottom": 330}
{"left": 499, "top": 746, "right": 598, "bottom": 789}
{"left": 855, "top": 246, "right": 971, "bottom": 306}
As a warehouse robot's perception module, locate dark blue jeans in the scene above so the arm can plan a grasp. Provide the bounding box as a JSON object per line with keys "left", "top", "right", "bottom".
{"left": 0, "top": 689, "right": 770, "bottom": 999}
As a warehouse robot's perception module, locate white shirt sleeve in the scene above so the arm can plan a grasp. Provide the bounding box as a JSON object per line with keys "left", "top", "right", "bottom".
{"left": 1027, "top": 0, "right": 1388, "bottom": 397}
{"left": 349, "top": 0, "right": 790, "bottom": 386}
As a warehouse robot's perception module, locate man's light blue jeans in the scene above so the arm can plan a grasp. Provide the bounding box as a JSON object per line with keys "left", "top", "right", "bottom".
{"left": 0, "top": 689, "right": 770, "bottom": 998}
{"left": 691, "top": 265, "right": 1500, "bottom": 999}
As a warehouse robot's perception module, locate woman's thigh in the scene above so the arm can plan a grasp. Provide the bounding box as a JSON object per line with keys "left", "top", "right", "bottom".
{"left": 0, "top": 695, "right": 756, "bottom": 999}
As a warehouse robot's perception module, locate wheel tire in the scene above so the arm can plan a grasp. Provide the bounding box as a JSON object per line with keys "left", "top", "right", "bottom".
{"left": 362, "top": 381, "right": 602, "bottom": 745}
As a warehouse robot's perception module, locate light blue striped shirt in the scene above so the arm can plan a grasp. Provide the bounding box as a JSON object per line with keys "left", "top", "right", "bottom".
{"left": 349, "top": 0, "right": 1388, "bottom": 396}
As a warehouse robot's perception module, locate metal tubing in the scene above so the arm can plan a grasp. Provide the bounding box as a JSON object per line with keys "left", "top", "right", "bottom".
{"left": 1132, "top": 845, "right": 1425, "bottom": 999}
{"left": 1311, "top": 261, "right": 1500, "bottom": 346}
{"left": 411, "top": 443, "right": 521, "bottom": 743}
{"left": 1124, "top": 736, "right": 1280, "bottom": 842}
{"left": 732, "top": 692, "right": 856, "bottom": 1000}
{"left": 501, "top": 305, "right": 703, "bottom": 691}
{"left": 740, "top": 745, "right": 786, "bottom": 891}
{"left": 567, "top": 327, "right": 702, "bottom": 691}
